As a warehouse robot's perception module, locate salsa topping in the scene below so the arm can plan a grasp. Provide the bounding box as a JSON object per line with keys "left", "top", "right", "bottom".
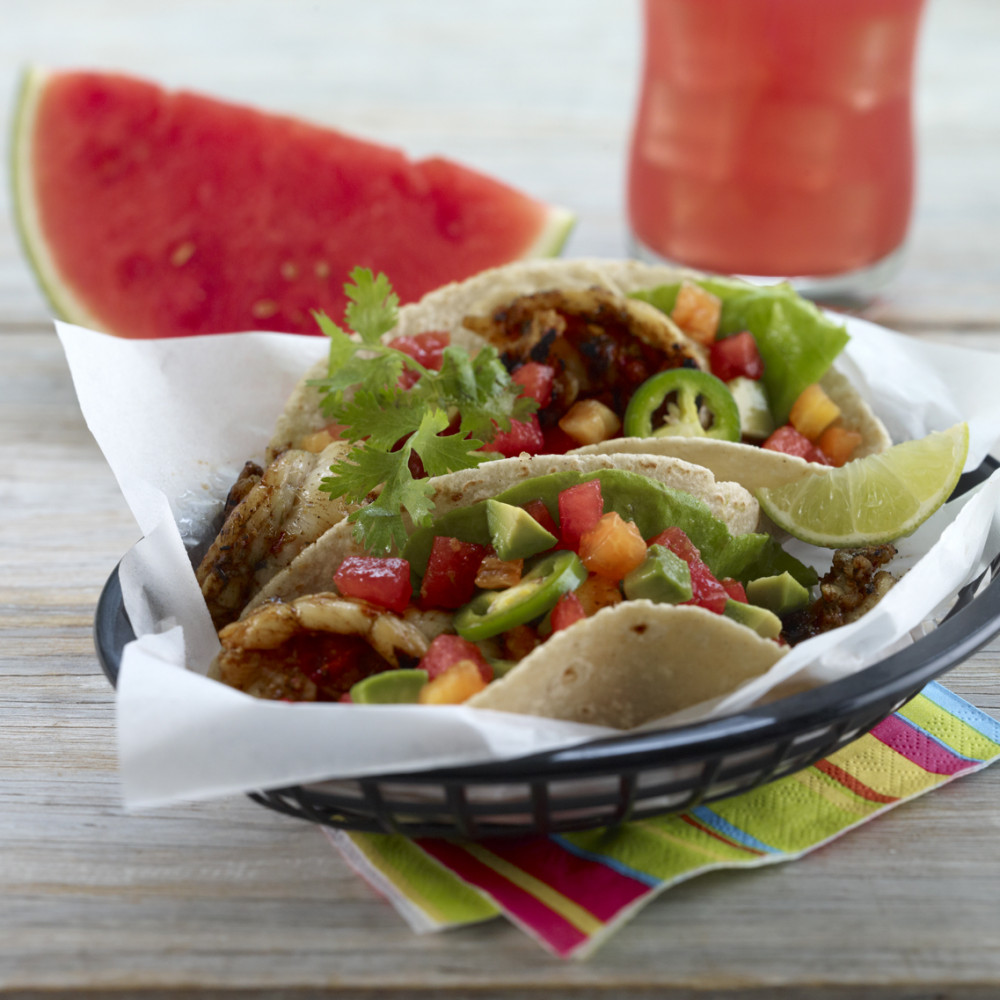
{"left": 215, "top": 469, "right": 838, "bottom": 706}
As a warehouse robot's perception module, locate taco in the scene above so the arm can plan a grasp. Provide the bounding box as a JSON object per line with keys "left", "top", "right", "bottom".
{"left": 212, "top": 453, "right": 823, "bottom": 729}
{"left": 267, "top": 258, "right": 890, "bottom": 473}
{"left": 199, "top": 259, "right": 889, "bottom": 628}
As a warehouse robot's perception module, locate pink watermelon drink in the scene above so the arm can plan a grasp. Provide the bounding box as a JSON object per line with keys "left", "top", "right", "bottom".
{"left": 627, "top": 0, "right": 926, "bottom": 288}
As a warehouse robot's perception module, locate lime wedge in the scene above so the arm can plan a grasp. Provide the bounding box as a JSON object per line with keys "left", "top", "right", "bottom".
{"left": 756, "top": 424, "right": 969, "bottom": 548}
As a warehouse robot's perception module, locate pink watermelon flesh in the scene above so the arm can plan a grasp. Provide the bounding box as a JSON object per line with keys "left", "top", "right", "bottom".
{"left": 27, "top": 72, "right": 568, "bottom": 338}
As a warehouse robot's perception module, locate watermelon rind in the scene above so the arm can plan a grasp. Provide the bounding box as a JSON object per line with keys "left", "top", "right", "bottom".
{"left": 10, "top": 66, "right": 578, "bottom": 337}
{"left": 526, "top": 204, "right": 576, "bottom": 259}
{"left": 11, "top": 66, "right": 105, "bottom": 330}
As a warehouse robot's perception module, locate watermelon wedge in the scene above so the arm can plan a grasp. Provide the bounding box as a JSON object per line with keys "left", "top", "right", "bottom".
{"left": 12, "top": 68, "right": 575, "bottom": 338}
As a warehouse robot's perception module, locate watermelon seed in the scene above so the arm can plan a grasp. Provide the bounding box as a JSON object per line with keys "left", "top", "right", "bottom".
{"left": 170, "top": 241, "right": 195, "bottom": 267}
{"left": 251, "top": 299, "right": 280, "bottom": 319}
{"left": 280, "top": 261, "right": 299, "bottom": 281}
{"left": 314, "top": 261, "right": 331, "bottom": 280}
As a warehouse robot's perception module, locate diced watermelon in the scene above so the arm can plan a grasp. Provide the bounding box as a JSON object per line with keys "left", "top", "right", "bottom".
{"left": 550, "top": 591, "right": 587, "bottom": 632}
{"left": 522, "top": 499, "right": 559, "bottom": 538}
{"left": 419, "top": 536, "right": 488, "bottom": 609}
{"left": 486, "top": 414, "right": 545, "bottom": 457}
{"left": 558, "top": 479, "right": 604, "bottom": 551}
{"left": 392, "top": 330, "right": 450, "bottom": 370}
{"left": 393, "top": 330, "right": 450, "bottom": 388}
{"left": 709, "top": 331, "right": 764, "bottom": 382}
{"left": 762, "top": 425, "right": 831, "bottom": 464}
{"left": 511, "top": 362, "right": 555, "bottom": 408}
{"left": 333, "top": 556, "right": 412, "bottom": 614}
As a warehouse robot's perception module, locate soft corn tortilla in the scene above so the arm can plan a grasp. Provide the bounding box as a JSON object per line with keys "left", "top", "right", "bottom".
{"left": 266, "top": 258, "right": 890, "bottom": 474}
{"left": 468, "top": 602, "right": 785, "bottom": 729}
{"left": 245, "top": 451, "right": 760, "bottom": 613}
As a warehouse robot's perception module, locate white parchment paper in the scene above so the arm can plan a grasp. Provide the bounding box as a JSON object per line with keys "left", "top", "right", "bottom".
{"left": 58, "top": 316, "right": 1000, "bottom": 809}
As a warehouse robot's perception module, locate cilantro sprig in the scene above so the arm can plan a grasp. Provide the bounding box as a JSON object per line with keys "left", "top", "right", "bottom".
{"left": 311, "top": 268, "right": 536, "bottom": 554}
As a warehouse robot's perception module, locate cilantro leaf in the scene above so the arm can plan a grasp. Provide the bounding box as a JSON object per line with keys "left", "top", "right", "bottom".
{"left": 344, "top": 266, "right": 399, "bottom": 344}
{"left": 410, "top": 411, "right": 486, "bottom": 479}
{"left": 328, "top": 387, "right": 425, "bottom": 449}
{"left": 312, "top": 269, "right": 533, "bottom": 553}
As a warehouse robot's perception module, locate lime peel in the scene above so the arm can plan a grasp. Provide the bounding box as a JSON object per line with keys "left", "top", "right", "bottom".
{"left": 756, "top": 423, "right": 969, "bottom": 548}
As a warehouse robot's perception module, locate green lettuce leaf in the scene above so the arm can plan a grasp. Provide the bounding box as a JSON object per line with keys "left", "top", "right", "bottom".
{"left": 631, "top": 278, "right": 849, "bottom": 425}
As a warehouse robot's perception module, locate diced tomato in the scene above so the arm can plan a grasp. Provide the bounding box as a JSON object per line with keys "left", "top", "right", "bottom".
{"left": 762, "top": 425, "right": 831, "bottom": 464}
{"left": 418, "top": 633, "right": 492, "bottom": 683}
{"left": 486, "top": 414, "right": 545, "bottom": 457}
{"left": 419, "top": 536, "right": 488, "bottom": 609}
{"left": 709, "top": 331, "right": 764, "bottom": 382}
{"left": 551, "top": 591, "right": 586, "bottom": 632}
{"left": 333, "top": 555, "right": 412, "bottom": 614}
{"left": 511, "top": 362, "right": 555, "bottom": 408}
{"left": 578, "top": 512, "right": 647, "bottom": 581}
{"left": 647, "top": 526, "right": 729, "bottom": 614}
{"left": 522, "top": 498, "right": 559, "bottom": 537}
{"left": 558, "top": 479, "right": 604, "bottom": 551}
{"left": 721, "top": 578, "right": 748, "bottom": 603}
{"left": 541, "top": 424, "right": 578, "bottom": 455}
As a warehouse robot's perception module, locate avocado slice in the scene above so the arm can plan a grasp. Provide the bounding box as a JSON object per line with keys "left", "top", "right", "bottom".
{"left": 722, "top": 599, "right": 783, "bottom": 640}
{"left": 485, "top": 498, "right": 557, "bottom": 561}
{"left": 349, "top": 669, "right": 428, "bottom": 704}
{"left": 746, "top": 571, "right": 811, "bottom": 615}
{"left": 623, "top": 544, "right": 693, "bottom": 604}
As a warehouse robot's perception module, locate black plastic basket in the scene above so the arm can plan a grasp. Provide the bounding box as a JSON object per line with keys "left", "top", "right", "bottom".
{"left": 94, "top": 460, "right": 1000, "bottom": 839}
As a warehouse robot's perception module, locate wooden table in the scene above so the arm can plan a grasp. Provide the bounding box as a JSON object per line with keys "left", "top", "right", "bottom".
{"left": 3, "top": 2, "right": 1000, "bottom": 996}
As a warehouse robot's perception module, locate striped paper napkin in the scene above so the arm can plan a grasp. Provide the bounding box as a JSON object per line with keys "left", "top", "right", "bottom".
{"left": 328, "top": 681, "right": 1000, "bottom": 959}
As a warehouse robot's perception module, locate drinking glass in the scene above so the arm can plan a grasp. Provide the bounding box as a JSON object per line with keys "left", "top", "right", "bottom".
{"left": 627, "top": 0, "right": 927, "bottom": 303}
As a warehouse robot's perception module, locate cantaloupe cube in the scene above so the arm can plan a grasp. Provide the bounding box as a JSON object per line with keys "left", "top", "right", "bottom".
{"left": 818, "top": 424, "right": 863, "bottom": 466}
{"left": 417, "top": 659, "right": 488, "bottom": 705}
{"left": 670, "top": 280, "right": 722, "bottom": 345}
{"left": 578, "top": 512, "right": 647, "bottom": 581}
{"left": 789, "top": 383, "right": 841, "bottom": 441}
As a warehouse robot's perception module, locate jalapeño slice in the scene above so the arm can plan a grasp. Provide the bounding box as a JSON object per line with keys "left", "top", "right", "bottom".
{"left": 453, "top": 550, "right": 588, "bottom": 641}
{"left": 623, "top": 368, "right": 741, "bottom": 441}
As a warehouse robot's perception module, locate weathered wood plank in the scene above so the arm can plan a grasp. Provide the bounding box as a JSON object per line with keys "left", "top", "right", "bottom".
{"left": 3, "top": 1, "right": 1000, "bottom": 995}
